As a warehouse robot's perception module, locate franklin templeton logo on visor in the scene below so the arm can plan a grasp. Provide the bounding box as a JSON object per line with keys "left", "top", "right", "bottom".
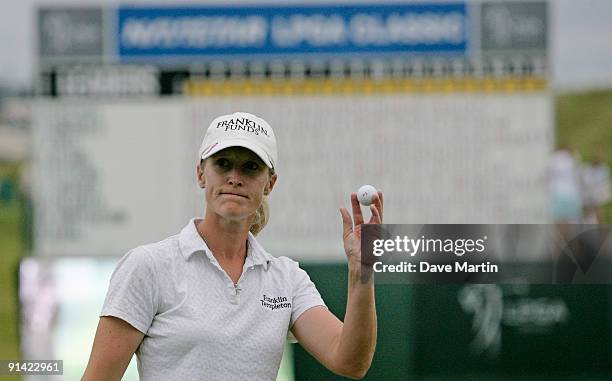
{"left": 260, "top": 294, "right": 291, "bottom": 310}
{"left": 216, "top": 117, "right": 270, "bottom": 137}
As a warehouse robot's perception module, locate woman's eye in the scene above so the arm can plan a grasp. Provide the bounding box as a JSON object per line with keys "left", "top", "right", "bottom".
{"left": 215, "top": 158, "right": 231, "bottom": 168}
{"left": 244, "top": 162, "right": 260, "bottom": 171}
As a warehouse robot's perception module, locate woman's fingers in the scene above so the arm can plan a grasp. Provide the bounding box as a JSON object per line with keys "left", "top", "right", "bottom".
{"left": 339, "top": 207, "right": 353, "bottom": 238}
{"left": 344, "top": 191, "right": 383, "bottom": 231}
{"left": 351, "top": 192, "right": 365, "bottom": 226}
{"left": 368, "top": 204, "right": 382, "bottom": 224}
{"left": 370, "top": 191, "right": 383, "bottom": 222}
{"left": 362, "top": 192, "right": 383, "bottom": 224}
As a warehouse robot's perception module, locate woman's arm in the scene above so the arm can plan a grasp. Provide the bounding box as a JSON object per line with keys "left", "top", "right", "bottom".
{"left": 81, "top": 316, "right": 145, "bottom": 381}
{"left": 291, "top": 192, "right": 382, "bottom": 379}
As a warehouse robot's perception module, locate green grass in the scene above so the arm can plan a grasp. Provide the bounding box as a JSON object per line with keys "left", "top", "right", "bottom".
{"left": 0, "top": 161, "right": 24, "bottom": 380}
{"left": 556, "top": 89, "right": 612, "bottom": 223}
{"left": 0, "top": 200, "right": 22, "bottom": 361}
{"left": 556, "top": 89, "right": 612, "bottom": 161}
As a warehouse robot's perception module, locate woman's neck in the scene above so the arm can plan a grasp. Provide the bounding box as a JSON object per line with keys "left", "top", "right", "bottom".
{"left": 196, "top": 214, "right": 251, "bottom": 263}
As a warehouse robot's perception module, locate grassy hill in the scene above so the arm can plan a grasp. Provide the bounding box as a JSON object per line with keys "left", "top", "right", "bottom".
{"left": 0, "top": 166, "right": 22, "bottom": 362}
{"left": 556, "top": 89, "right": 612, "bottom": 160}
{"left": 556, "top": 89, "right": 612, "bottom": 222}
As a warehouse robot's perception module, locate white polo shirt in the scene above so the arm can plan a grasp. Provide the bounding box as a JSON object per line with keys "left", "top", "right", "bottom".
{"left": 100, "top": 218, "right": 327, "bottom": 381}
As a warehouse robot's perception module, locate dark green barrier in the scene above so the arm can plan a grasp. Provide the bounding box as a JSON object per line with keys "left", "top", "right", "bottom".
{"left": 294, "top": 264, "right": 612, "bottom": 380}
{"left": 294, "top": 263, "right": 413, "bottom": 381}
{"left": 414, "top": 285, "right": 611, "bottom": 375}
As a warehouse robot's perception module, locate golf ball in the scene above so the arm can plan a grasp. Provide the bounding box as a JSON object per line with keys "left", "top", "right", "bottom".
{"left": 357, "top": 185, "right": 377, "bottom": 206}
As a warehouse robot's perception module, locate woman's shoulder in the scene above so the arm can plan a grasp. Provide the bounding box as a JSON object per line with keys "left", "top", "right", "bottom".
{"left": 266, "top": 254, "right": 297, "bottom": 267}
{"left": 266, "top": 255, "right": 312, "bottom": 278}
{"left": 120, "top": 233, "right": 182, "bottom": 266}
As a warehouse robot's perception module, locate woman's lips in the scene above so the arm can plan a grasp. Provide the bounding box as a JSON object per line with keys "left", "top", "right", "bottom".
{"left": 220, "top": 192, "right": 247, "bottom": 198}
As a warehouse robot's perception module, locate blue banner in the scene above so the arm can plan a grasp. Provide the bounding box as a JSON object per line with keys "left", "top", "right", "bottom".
{"left": 117, "top": 3, "right": 468, "bottom": 60}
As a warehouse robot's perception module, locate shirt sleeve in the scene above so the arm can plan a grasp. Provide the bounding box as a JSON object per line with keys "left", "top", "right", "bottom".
{"left": 100, "top": 247, "right": 159, "bottom": 334}
{"left": 289, "top": 261, "right": 327, "bottom": 328}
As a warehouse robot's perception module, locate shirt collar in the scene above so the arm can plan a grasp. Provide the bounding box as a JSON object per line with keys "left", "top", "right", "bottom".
{"left": 246, "top": 232, "right": 273, "bottom": 270}
{"left": 179, "top": 218, "right": 272, "bottom": 270}
{"left": 178, "top": 218, "right": 209, "bottom": 261}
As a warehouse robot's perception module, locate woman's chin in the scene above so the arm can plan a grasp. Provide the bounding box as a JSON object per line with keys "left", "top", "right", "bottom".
{"left": 217, "top": 207, "right": 255, "bottom": 221}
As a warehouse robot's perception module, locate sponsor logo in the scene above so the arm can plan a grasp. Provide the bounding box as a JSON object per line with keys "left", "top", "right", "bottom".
{"left": 120, "top": 16, "right": 267, "bottom": 49}
{"left": 117, "top": 4, "right": 468, "bottom": 57}
{"left": 458, "top": 284, "right": 569, "bottom": 359}
{"left": 260, "top": 294, "right": 291, "bottom": 310}
{"left": 216, "top": 117, "right": 270, "bottom": 137}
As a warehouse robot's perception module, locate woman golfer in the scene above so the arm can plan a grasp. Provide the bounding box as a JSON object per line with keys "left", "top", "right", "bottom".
{"left": 82, "top": 112, "right": 382, "bottom": 380}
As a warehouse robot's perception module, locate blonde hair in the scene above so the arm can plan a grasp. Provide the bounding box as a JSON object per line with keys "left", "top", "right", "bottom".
{"left": 200, "top": 159, "right": 273, "bottom": 236}
{"left": 250, "top": 167, "right": 274, "bottom": 236}
{"left": 250, "top": 196, "right": 270, "bottom": 236}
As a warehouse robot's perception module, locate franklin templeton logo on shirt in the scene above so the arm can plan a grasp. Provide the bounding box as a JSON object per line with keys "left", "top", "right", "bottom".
{"left": 216, "top": 117, "right": 270, "bottom": 137}
{"left": 260, "top": 294, "right": 292, "bottom": 310}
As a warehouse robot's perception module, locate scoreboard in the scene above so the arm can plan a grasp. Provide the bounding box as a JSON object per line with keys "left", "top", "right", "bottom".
{"left": 32, "top": 1, "right": 552, "bottom": 260}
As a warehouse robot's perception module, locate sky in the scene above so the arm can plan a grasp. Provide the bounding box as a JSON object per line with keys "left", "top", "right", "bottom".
{"left": 1, "top": 0, "right": 611, "bottom": 91}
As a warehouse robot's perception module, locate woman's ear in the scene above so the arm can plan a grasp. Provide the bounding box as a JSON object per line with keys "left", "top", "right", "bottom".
{"left": 196, "top": 163, "right": 206, "bottom": 189}
{"left": 264, "top": 173, "right": 278, "bottom": 195}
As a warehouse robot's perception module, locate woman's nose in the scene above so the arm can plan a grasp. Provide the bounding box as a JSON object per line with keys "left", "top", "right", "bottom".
{"left": 227, "top": 170, "right": 243, "bottom": 186}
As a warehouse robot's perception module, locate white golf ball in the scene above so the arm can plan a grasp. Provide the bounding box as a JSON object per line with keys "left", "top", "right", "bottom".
{"left": 357, "top": 185, "right": 377, "bottom": 206}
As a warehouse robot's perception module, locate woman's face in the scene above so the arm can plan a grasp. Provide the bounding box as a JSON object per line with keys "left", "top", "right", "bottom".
{"left": 197, "top": 147, "right": 277, "bottom": 222}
